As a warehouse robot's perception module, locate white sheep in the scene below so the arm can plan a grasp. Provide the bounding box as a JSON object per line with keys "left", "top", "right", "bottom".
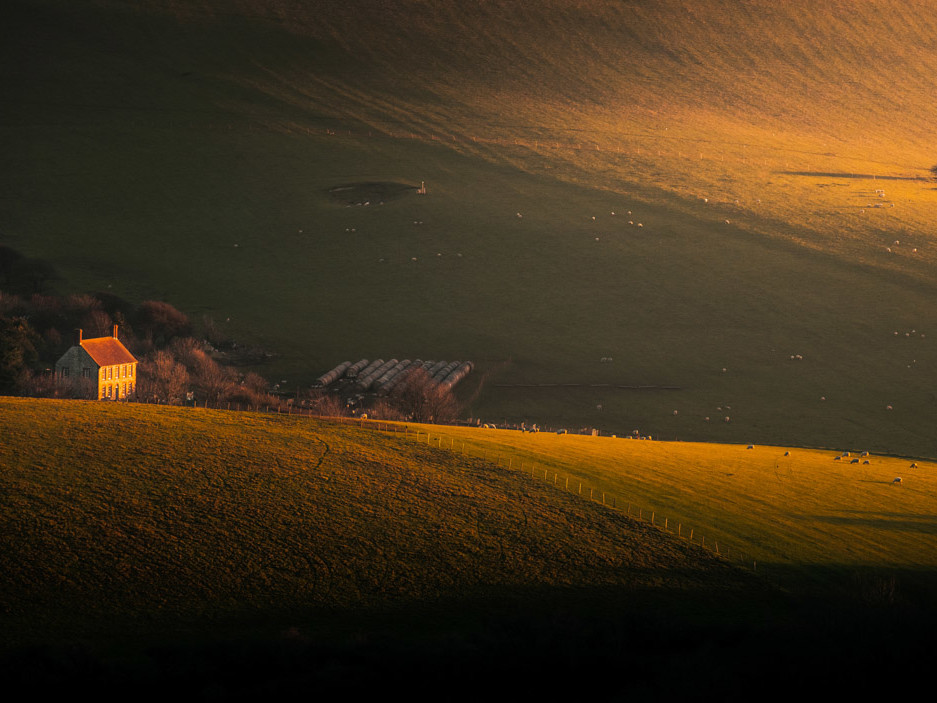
{"left": 892, "top": 477, "right": 902, "bottom": 485}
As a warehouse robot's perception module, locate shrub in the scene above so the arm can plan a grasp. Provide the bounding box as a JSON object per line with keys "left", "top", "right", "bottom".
{"left": 134, "top": 300, "right": 191, "bottom": 347}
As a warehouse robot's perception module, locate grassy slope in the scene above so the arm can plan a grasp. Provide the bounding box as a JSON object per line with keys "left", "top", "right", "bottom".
{"left": 2, "top": 0, "right": 936, "bottom": 456}
{"left": 406, "top": 422, "right": 937, "bottom": 595}
{"left": 2, "top": 397, "right": 936, "bottom": 696}
{"left": 0, "top": 397, "right": 749, "bottom": 648}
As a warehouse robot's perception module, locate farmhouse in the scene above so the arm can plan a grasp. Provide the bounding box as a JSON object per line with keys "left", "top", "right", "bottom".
{"left": 55, "top": 326, "right": 138, "bottom": 400}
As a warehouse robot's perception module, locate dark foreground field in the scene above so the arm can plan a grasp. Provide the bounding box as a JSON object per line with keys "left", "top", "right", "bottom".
{"left": 1, "top": 399, "right": 935, "bottom": 699}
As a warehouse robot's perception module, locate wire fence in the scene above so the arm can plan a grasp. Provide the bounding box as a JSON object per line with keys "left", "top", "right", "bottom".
{"left": 363, "top": 421, "right": 792, "bottom": 590}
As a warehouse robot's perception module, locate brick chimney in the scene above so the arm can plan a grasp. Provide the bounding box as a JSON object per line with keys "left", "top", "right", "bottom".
{"left": 77, "top": 328, "right": 83, "bottom": 344}
{"left": 113, "top": 324, "right": 119, "bottom": 339}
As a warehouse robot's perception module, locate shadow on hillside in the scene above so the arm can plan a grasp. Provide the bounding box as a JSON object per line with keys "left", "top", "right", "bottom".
{"left": 776, "top": 171, "right": 929, "bottom": 181}
{"left": 805, "top": 510, "right": 937, "bottom": 534}
{"left": 4, "top": 566, "right": 937, "bottom": 700}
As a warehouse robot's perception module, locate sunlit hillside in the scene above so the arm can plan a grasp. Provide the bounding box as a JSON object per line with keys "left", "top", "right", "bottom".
{"left": 0, "top": 398, "right": 747, "bottom": 646}
{"left": 407, "top": 420, "right": 937, "bottom": 596}
{"left": 2, "top": 398, "right": 935, "bottom": 696}
{"left": 126, "top": 0, "right": 937, "bottom": 273}
{"left": 3, "top": 0, "right": 936, "bottom": 455}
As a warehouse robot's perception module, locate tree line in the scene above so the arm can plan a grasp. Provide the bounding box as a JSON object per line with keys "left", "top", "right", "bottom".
{"left": 0, "top": 245, "right": 463, "bottom": 421}
{"left": 0, "top": 246, "right": 276, "bottom": 407}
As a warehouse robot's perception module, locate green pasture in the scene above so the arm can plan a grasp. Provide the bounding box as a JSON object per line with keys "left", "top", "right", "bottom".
{"left": 2, "top": 0, "right": 937, "bottom": 456}
{"left": 2, "top": 397, "right": 935, "bottom": 693}
{"left": 0, "top": 397, "right": 747, "bottom": 649}
{"left": 403, "top": 422, "right": 937, "bottom": 596}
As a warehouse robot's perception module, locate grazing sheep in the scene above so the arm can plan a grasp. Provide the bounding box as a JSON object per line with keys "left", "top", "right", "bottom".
{"left": 747, "top": 445, "right": 754, "bottom": 449}
{"left": 892, "top": 477, "right": 902, "bottom": 485}
{"left": 834, "top": 456, "right": 841, "bottom": 461}
{"left": 783, "top": 451, "right": 790, "bottom": 456}
{"left": 863, "top": 460, "right": 870, "bottom": 464}
{"left": 850, "top": 458, "right": 859, "bottom": 464}
{"left": 910, "top": 462, "right": 918, "bottom": 468}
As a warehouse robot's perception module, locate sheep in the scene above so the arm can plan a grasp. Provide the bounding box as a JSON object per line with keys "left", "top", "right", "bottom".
{"left": 892, "top": 477, "right": 902, "bottom": 485}
{"left": 910, "top": 462, "right": 918, "bottom": 468}
{"left": 863, "top": 460, "right": 870, "bottom": 465}
{"left": 850, "top": 458, "right": 859, "bottom": 464}
{"left": 747, "top": 444, "right": 754, "bottom": 449}
{"left": 783, "top": 451, "right": 790, "bottom": 456}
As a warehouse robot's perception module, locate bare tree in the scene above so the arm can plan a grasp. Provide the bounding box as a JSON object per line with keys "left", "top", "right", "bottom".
{"left": 135, "top": 300, "right": 191, "bottom": 347}
{"left": 389, "top": 368, "right": 460, "bottom": 423}
{"left": 138, "top": 350, "right": 190, "bottom": 404}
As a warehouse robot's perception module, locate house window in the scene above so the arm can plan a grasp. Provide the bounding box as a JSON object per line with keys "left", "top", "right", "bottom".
{"left": 82, "top": 368, "right": 91, "bottom": 378}
{"left": 121, "top": 383, "right": 126, "bottom": 397}
{"left": 107, "top": 367, "right": 112, "bottom": 380}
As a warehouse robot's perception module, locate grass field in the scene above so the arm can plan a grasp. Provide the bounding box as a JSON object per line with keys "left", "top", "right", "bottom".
{"left": 0, "top": 398, "right": 751, "bottom": 646}
{"left": 2, "top": 397, "right": 936, "bottom": 696}
{"left": 2, "top": 0, "right": 936, "bottom": 457}
{"left": 405, "top": 422, "right": 937, "bottom": 596}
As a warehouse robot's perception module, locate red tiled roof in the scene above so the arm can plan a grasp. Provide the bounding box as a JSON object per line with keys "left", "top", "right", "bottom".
{"left": 81, "top": 336, "right": 137, "bottom": 367}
